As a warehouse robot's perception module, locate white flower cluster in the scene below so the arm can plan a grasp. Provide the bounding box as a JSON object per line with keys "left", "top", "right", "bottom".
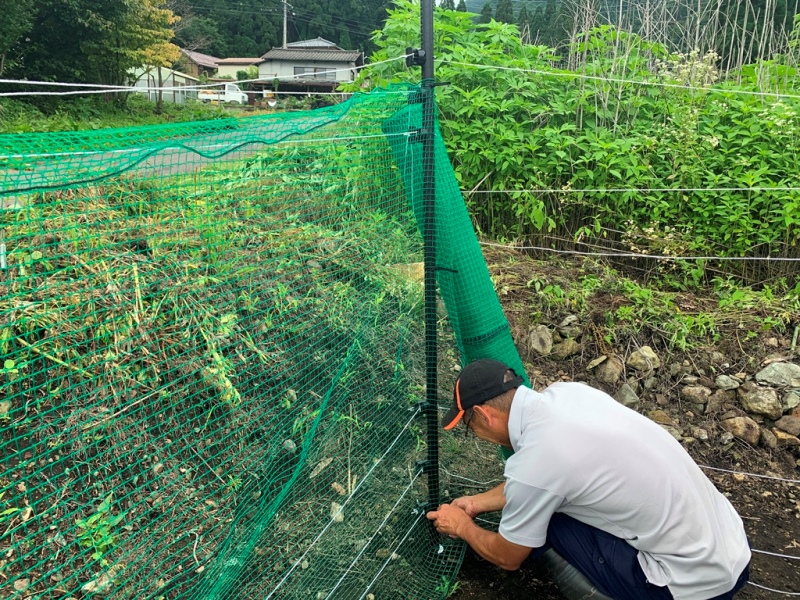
{"left": 656, "top": 49, "right": 720, "bottom": 87}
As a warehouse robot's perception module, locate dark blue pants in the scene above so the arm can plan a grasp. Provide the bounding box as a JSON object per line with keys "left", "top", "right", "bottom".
{"left": 526, "top": 513, "right": 749, "bottom": 600}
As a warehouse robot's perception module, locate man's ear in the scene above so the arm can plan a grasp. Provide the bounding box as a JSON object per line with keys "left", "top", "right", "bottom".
{"left": 473, "top": 404, "right": 491, "bottom": 425}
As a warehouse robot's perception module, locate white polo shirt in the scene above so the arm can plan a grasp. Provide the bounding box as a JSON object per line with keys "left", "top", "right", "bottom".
{"left": 498, "top": 383, "right": 750, "bottom": 600}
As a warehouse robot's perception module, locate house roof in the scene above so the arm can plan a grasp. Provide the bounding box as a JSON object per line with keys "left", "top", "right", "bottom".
{"left": 180, "top": 49, "right": 219, "bottom": 69}
{"left": 259, "top": 48, "right": 361, "bottom": 62}
{"left": 216, "top": 57, "right": 262, "bottom": 65}
{"left": 287, "top": 37, "right": 340, "bottom": 49}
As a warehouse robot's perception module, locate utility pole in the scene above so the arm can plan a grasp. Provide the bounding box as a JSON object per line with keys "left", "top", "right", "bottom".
{"left": 283, "top": 0, "right": 288, "bottom": 48}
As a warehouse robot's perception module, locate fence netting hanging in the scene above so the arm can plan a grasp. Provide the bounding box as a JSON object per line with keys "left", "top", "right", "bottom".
{"left": 0, "top": 84, "right": 525, "bottom": 599}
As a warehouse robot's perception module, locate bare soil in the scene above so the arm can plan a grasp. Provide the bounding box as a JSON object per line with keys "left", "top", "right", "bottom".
{"left": 445, "top": 247, "right": 800, "bottom": 600}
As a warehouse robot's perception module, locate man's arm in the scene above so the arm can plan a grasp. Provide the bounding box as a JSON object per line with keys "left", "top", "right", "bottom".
{"left": 426, "top": 503, "right": 532, "bottom": 571}
{"left": 451, "top": 482, "right": 506, "bottom": 518}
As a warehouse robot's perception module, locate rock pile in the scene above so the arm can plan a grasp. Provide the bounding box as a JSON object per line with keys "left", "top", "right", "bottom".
{"left": 524, "top": 316, "right": 800, "bottom": 466}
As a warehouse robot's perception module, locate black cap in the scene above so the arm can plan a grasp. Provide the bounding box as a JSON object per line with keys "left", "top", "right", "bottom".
{"left": 441, "top": 359, "right": 523, "bottom": 430}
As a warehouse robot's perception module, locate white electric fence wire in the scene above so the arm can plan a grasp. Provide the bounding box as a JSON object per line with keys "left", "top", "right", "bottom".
{"left": 478, "top": 240, "right": 800, "bottom": 263}
{"left": 0, "top": 131, "right": 413, "bottom": 161}
{"left": 699, "top": 465, "right": 800, "bottom": 485}
{"left": 357, "top": 511, "right": 426, "bottom": 600}
{"left": 747, "top": 582, "right": 800, "bottom": 595}
{"left": 445, "top": 61, "right": 800, "bottom": 102}
{"left": 0, "top": 54, "right": 410, "bottom": 97}
{"left": 265, "top": 407, "right": 421, "bottom": 600}
{"left": 324, "top": 469, "right": 423, "bottom": 600}
{"left": 753, "top": 549, "right": 800, "bottom": 561}
{"left": 440, "top": 464, "right": 503, "bottom": 487}
{"left": 465, "top": 187, "right": 800, "bottom": 194}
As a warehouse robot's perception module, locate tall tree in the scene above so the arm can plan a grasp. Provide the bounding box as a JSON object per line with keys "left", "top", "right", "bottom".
{"left": 0, "top": 0, "right": 35, "bottom": 76}
{"left": 456, "top": 0, "right": 468, "bottom": 11}
{"left": 517, "top": 3, "right": 532, "bottom": 43}
{"left": 478, "top": 1, "right": 494, "bottom": 23}
{"left": 339, "top": 29, "right": 352, "bottom": 50}
{"left": 441, "top": 0, "right": 457, "bottom": 11}
{"left": 495, "top": 0, "right": 514, "bottom": 23}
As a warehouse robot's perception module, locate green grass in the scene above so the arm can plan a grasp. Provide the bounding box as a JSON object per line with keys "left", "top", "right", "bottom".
{"left": 0, "top": 95, "right": 233, "bottom": 134}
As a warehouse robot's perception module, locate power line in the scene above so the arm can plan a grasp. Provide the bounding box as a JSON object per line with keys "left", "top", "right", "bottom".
{"left": 442, "top": 60, "right": 800, "bottom": 101}
{"left": 464, "top": 186, "right": 800, "bottom": 194}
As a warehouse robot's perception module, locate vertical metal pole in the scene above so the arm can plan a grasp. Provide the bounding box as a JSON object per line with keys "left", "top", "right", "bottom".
{"left": 283, "top": 0, "right": 288, "bottom": 49}
{"left": 421, "top": 0, "right": 440, "bottom": 508}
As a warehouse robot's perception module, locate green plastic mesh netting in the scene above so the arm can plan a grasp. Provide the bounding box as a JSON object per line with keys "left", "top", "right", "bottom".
{"left": 0, "top": 84, "right": 526, "bottom": 599}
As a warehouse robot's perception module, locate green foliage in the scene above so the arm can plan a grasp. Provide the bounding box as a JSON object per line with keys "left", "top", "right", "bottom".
{"left": 0, "top": 0, "right": 34, "bottom": 76}
{"left": 2, "top": 0, "right": 179, "bottom": 86}
{"left": 0, "top": 95, "right": 230, "bottom": 133}
{"left": 456, "top": 0, "right": 468, "bottom": 11}
{"left": 354, "top": 2, "right": 800, "bottom": 278}
{"left": 75, "top": 494, "right": 125, "bottom": 562}
{"left": 478, "top": 2, "right": 494, "bottom": 23}
{"left": 441, "top": 0, "right": 457, "bottom": 11}
{"left": 494, "top": 0, "right": 514, "bottom": 24}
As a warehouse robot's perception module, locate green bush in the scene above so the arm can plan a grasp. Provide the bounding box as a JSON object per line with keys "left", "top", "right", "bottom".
{"left": 350, "top": 1, "right": 800, "bottom": 277}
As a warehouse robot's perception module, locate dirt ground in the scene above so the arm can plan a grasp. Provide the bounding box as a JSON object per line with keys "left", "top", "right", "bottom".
{"left": 443, "top": 248, "right": 800, "bottom": 599}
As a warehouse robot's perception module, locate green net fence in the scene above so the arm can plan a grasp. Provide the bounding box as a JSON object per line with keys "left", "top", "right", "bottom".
{"left": 0, "top": 84, "right": 525, "bottom": 599}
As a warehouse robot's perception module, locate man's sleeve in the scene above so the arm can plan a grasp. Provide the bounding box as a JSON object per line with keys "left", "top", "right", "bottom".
{"left": 498, "top": 477, "right": 565, "bottom": 548}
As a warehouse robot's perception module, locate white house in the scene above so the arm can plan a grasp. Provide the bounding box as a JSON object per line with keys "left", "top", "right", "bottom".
{"left": 257, "top": 38, "right": 362, "bottom": 91}
{"left": 216, "top": 57, "right": 262, "bottom": 79}
{"left": 129, "top": 67, "right": 199, "bottom": 104}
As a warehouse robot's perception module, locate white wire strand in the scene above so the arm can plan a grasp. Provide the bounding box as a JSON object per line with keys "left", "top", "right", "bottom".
{"left": 440, "top": 464, "right": 503, "bottom": 487}
{"left": 699, "top": 465, "right": 800, "bottom": 485}
{"left": 265, "top": 408, "right": 421, "bottom": 600}
{"left": 747, "top": 581, "right": 800, "bottom": 595}
{"left": 357, "top": 511, "right": 426, "bottom": 600}
{"left": 444, "top": 60, "right": 800, "bottom": 102}
{"left": 464, "top": 187, "right": 800, "bottom": 194}
{"left": 324, "top": 469, "right": 423, "bottom": 600}
{"left": 478, "top": 240, "right": 800, "bottom": 263}
{"left": 753, "top": 549, "right": 800, "bottom": 561}
{"left": 0, "top": 54, "right": 409, "bottom": 97}
{"left": 0, "top": 131, "right": 412, "bottom": 161}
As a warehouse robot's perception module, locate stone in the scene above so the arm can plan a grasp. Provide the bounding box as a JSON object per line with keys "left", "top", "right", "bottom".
{"left": 627, "top": 346, "right": 661, "bottom": 372}
{"left": 660, "top": 425, "right": 684, "bottom": 441}
{"left": 715, "top": 375, "right": 740, "bottom": 391}
{"left": 557, "top": 315, "right": 583, "bottom": 339}
{"left": 647, "top": 410, "right": 674, "bottom": 426}
{"left": 283, "top": 439, "right": 297, "bottom": 454}
{"left": 615, "top": 383, "right": 640, "bottom": 407}
{"left": 552, "top": 339, "right": 580, "bottom": 359}
{"left": 783, "top": 390, "right": 800, "bottom": 412}
{"left": 775, "top": 416, "right": 800, "bottom": 437}
{"left": 760, "top": 428, "right": 778, "bottom": 450}
{"left": 681, "top": 385, "right": 712, "bottom": 405}
{"left": 706, "top": 389, "right": 736, "bottom": 415}
{"left": 668, "top": 363, "right": 684, "bottom": 377}
{"left": 594, "top": 356, "right": 624, "bottom": 384}
{"left": 709, "top": 351, "right": 727, "bottom": 366}
{"left": 773, "top": 429, "right": 800, "bottom": 448}
{"left": 755, "top": 362, "right": 800, "bottom": 388}
{"left": 644, "top": 376, "right": 658, "bottom": 390}
{"left": 719, "top": 431, "right": 735, "bottom": 445}
{"left": 81, "top": 565, "right": 123, "bottom": 596}
{"left": 738, "top": 382, "right": 783, "bottom": 419}
{"left": 331, "top": 502, "right": 344, "bottom": 522}
{"left": 528, "top": 325, "right": 553, "bottom": 356}
{"left": 720, "top": 417, "right": 761, "bottom": 446}
{"left": 681, "top": 375, "right": 700, "bottom": 385}
{"left": 691, "top": 427, "right": 709, "bottom": 441}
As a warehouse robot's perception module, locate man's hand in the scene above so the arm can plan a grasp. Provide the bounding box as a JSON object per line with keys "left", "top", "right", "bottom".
{"left": 426, "top": 503, "right": 473, "bottom": 539}
{"left": 451, "top": 496, "right": 482, "bottom": 519}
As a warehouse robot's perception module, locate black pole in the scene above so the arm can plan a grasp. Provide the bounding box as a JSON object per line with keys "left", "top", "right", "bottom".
{"left": 420, "top": 0, "right": 440, "bottom": 509}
